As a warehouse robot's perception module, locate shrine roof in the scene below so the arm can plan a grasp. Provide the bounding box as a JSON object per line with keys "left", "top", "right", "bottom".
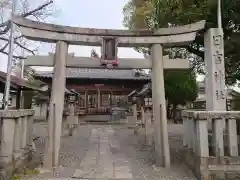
{"left": 35, "top": 68, "right": 151, "bottom": 80}
{"left": 137, "top": 83, "right": 152, "bottom": 97}
{"left": 0, "top": 71, "right": 44, "bottom": 92}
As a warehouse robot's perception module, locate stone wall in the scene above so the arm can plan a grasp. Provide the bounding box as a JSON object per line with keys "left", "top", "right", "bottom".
{"left": 0, "top": 109, "right": 40, "bottom": 179}
{"left": 182, "top": 110, "right": 240, "bottom": 180}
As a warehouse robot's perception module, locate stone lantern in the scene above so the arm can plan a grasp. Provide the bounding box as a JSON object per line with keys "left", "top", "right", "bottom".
{"left": 66, "top": 92, "right": 77, "bottom": 115}
{"left": 66, "top": 90, "right": 79, "bottom": 136}
{"left": 67, "top": 93, "right": 77, "bottom": 103}
{"left": 132, "top": 96, "right": 137, "bottom": 104}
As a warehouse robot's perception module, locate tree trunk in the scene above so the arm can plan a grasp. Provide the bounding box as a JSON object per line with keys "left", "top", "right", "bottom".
{"left": 167, "top": 103, "right": 171, "bottom": 119}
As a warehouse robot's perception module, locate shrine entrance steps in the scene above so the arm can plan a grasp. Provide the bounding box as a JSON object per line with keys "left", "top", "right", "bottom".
{"left": 22, "top": 123, "right": 197, "bottom": 180}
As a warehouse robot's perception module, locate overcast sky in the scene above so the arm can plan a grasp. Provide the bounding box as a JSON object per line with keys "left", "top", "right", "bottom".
{"left": 0, "top": 0, "right": 143, "bottom": 72}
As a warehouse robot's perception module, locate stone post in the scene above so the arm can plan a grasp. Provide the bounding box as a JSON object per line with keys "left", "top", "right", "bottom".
{"left": 132, "top": 104, "right": 138, "bottom": 133}
{"left": 69, "top": 103, "right": 74, "bottom": 116}
{"left": 204, "top": 29, "right": 226, "bottom": 128}
{"left": 127, "top": 104, "right": 137, "bottom": 127}
{"left": 151, "top": 44, "right": 170, "bottom": 168}
{"left": 195, "top": 117, "right": 209, "bottom": 179}
{"left": 227, "top": 118, "right": 238, "bottom": 156}
{"left": 18, "top": 117, "right": 23, "bottom": 148}
{"left": 144, "top": 109, "right": 152, "bottom": 145}
{"left": 133, "top": 104, "right": 137, "bottom": 125}
{"left": 182, "top": 115, "right": 188, "bottom": 147}
{"left": 188, "top": 116, "right": 196, "bottom": 152}
{"left": 144, "top": 109, "right": 152, "bottom": 135}
{"left": 196, "top": 118, "right": 209, "bottom": 158}
{"left": 44, "top": 41, "right": 68, "bottom": 168}
{"left": 13, "top": 117, "right": 21, "bottom": 158}
{"left": 141, "top": 106, "right": 144, "bottom": 124}
{"left": 1, "top": 118, "right": 15, "bottom": 164}
{"left": 20, "top": 116, "right": 28, "bottom": 150}
{"left": 67, "top": 102, "right": 78, "bottom": 136}
{"left": 212, "top": 118, "right": 224, "bottom": 157}
{"left": 26, "top": 115, "right": 34, "bottom": 148}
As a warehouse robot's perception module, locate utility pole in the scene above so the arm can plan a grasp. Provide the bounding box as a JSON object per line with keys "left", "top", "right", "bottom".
{"left": 217, "top": 0, "right": 223, "bottom": 34}
{"left": 20, "top": 51, "right": 25, "bottom": 108}
{"left": 3, "top": 0, "right": 17, "bottom": 110}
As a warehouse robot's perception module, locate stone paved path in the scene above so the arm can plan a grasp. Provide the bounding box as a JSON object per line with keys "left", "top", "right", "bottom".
{"left": 23, "top": 123, "right": 197, "bottom": 180}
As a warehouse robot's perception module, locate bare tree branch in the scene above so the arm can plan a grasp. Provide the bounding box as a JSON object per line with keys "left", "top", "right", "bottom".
{"left": 0, "top": 41, "right": 8, "bottom": 51}
{"left": 1, "top": 50, "right": 25, "bottom": 59}
{"left": 21, "top": 0, "right": 53, "bottom": 18}
{"left": 0, "top": 0, "right": 55, "bottom": 79}
{"left": 0, "top": 36, "right": 36, "bottom": 54}
{"left": 0, "top": 1, "right": 53, "bottom": 35}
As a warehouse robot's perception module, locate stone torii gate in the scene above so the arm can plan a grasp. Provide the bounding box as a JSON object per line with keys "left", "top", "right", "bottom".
{"left": 12, "top": 16, "right": 208, "bottom": 169}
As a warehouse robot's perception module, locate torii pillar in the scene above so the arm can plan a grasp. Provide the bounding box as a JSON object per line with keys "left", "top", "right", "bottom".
{"left": 44, "top": 41, "right": 69, "bottom": 168}
{"left": 151, "top": 44, "right": 170, "bottom": 168}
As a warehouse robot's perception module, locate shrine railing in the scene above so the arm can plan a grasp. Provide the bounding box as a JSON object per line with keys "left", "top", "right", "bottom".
{"left": 0, "top": 109, "right": 36, "bottom": 178}
{"left": 182, "top": 110, "right": 240, "bottom": 179}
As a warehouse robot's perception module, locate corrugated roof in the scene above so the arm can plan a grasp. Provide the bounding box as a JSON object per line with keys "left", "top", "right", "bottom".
{"left": 36, "top": 68, "right": 151, "bottom": 80}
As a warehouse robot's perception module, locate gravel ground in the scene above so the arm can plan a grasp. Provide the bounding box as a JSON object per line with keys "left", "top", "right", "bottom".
{"left": 22, "top": 122, "right": 197, "bottom": 180}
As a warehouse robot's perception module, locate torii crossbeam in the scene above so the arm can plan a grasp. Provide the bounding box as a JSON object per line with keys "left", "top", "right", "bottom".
{"left": 25, "top": 54, "right": 189, "bottom": 69}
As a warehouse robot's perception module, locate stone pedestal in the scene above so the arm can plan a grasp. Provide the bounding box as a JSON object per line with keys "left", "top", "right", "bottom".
{"left": 144, "top": 110, "right": 153, "bottom": 146}
{"left": 67, "top": 103, "right": 78, "bottom": 136}
{"left": 67, "top": 116, "right": 78, "bottom": 136}
{"left": 61, "top": 115, "right": 68, "bottom": 136}
{"left": 127, "top": 104, "right": 137, "bottom": 127}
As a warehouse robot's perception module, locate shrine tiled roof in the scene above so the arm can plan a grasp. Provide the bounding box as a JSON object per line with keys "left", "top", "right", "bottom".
{"left": 35, "top": 68, "right": 151, "bottom": 80}
{"left": 0, "top": 71, "right": 45, "bottom": 92}
{"left": 137, "top": 83, "right": 152, "bottom": 97}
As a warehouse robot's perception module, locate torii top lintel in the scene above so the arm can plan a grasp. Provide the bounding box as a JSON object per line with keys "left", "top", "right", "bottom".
{"left": 12, "top": 16, "right": 206, "bottom": 47}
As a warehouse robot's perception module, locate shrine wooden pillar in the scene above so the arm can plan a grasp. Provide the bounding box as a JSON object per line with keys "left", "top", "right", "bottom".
{"left": 110, "top": 91, "right": 113, "bottom": 106}
{"left": 85, "top": 90, "right": 88, "bottom": 112}
{"left": 16, "top": 90, "right": 21, "bottom": 109}
{"left": 97, "top": 88, "right": 101, "bottom": 108}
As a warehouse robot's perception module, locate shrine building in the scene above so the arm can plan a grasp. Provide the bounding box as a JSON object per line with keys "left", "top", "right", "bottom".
{"left": 34, "top": 68, "right": 150, "bottom": 115}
